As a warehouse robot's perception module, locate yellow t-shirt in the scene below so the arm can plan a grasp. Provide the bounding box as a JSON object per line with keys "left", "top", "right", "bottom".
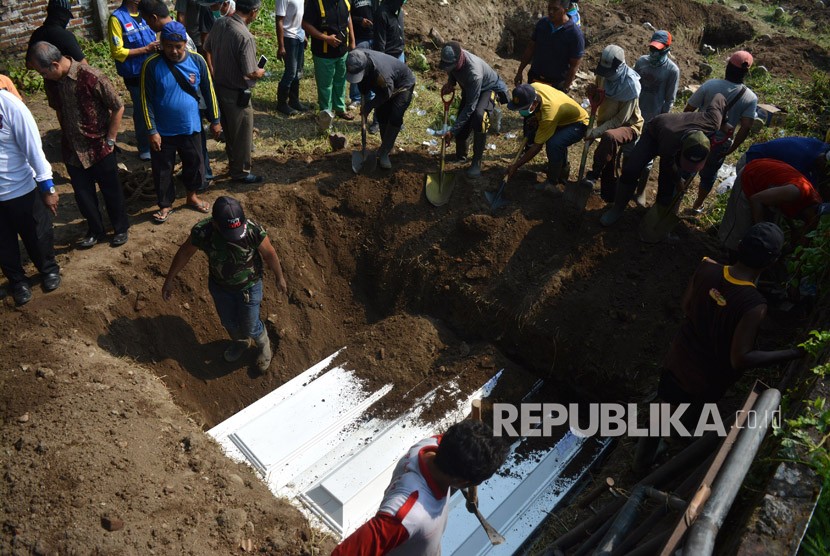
{"left": 531, "top": 82, "right": 589, "bottom": 145}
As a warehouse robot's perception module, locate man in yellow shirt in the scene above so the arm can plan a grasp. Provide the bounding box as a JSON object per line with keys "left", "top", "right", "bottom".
{"left": 505, "top": 83, "right": 588, "bottom": 189}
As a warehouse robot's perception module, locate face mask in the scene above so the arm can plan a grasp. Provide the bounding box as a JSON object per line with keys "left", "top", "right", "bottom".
{"left": 519, "top": 107, "right": 534, "bottom": 117}
{"left": 649, "top": 48, "right": 668, "bottom": 66}
{"left": 213, "top": 10, "right": 221, "bottom": 17}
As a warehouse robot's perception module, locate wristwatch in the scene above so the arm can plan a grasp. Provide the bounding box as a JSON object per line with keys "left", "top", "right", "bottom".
{"left": 106, "top": 138, "right": 116, "bottom": 147}
{"left": 47, "top": 187, "right": 56, "bottom": 194}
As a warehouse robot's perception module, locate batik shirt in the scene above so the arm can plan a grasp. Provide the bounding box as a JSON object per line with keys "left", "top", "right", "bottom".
{"left": 190, "top": 218, "right": 267, "bottom": 290}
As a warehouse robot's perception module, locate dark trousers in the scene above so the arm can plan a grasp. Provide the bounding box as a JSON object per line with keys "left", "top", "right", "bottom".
{"left": 619, "top": 131, "right": 682, "bottom": 206}
{"left": 375, "top": 85, "right": 414, "bottom": 129}
{"left": 279, "top": 37, "right": 305, "bottom": 95}
{"left": 455, "top": 89, "right": 497, "bottom": 147}
{"left": 216, "top": 85, "right": 254, "bottom": 179}
{"left": 590, "top": 126, "right": 638, "bottom": 201}
{"left": 0, "top": 188, "right": 59, "bottom": 285}
{"left": 151, "top": 132, "right": 204, "bottom": 209}
{"left": 65, "top": 152, "right": 129, "bottom": 236}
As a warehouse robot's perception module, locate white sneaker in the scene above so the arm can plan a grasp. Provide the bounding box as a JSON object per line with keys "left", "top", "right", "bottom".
{"left": 348, "top": 100, "right": 361, "bottom": 110}
{"left": 139, "top": 151, "right": 151, "bottom": 161}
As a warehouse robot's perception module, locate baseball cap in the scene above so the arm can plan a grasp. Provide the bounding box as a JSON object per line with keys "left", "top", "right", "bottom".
{"left": 439, "top": 42, "right": 462, "bottom": 72}
{"left": 235, "top": 0, "right": 261, "bottom": 12}
{"left": 213, "top": 196, "right": 248, "bottom": 242}
{"left": 737, "top": 222, "right": 785, "bottom": 268}
{"left": 47, "top": 0, "right": 72, "bottom": 10}
{"left": 649, "top": 30, "right": 672, "bottom": 50}
{"left": 728, "top": 50, "right": 753, "bottom": 69}
{"left": 161, "top": 21, "right": 188, "bottom": 42}
{"left": 679, "top": 130, "right": 710, "bottom": 174}
{"left": 507, "top": 84, "right": 537, "bottom": 111}
{"left": 346, "top": 50, "right": 368, "bottom": 83}
{"left": 595, "top": 45, "right": 625, "bottom": 78}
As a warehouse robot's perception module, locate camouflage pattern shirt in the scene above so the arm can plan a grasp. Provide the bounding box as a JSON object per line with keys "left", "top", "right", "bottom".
{"left": 190, "top": 218, "right": 267, "bottom": 290}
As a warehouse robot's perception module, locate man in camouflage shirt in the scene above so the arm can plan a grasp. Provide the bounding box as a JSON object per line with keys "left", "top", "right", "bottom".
{"left": 162, "top": 196, "right": 288, "bottom": 373}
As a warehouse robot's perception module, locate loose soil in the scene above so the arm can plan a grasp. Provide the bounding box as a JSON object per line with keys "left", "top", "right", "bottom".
{"left": 1, "top": 0, "right": 825, "bottom": 553}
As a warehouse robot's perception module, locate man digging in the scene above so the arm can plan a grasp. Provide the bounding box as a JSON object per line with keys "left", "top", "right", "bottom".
{"left": 162, "top": 196, "right": 288, "bottom": 374}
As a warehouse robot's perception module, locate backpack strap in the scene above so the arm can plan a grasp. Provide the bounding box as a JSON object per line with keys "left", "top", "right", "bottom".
{"left": 162, "top": 54, "right": 200, "bottom": 104}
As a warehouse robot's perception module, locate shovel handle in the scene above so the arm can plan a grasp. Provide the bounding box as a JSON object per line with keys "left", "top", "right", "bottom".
{"left": 441, "top": 89, "right": 455, "bottom": 111}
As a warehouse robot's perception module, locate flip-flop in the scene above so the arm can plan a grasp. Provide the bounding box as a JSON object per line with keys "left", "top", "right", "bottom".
{"left": 187, "top": 200, "right": 211, "bottom": 213}
{"left": 153, "top": 208, "right": 173, "bottom": 223}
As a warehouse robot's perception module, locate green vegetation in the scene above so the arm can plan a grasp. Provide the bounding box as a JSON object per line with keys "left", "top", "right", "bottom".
{"left": 6, "top": 63, "right": 43, "bottom": 94}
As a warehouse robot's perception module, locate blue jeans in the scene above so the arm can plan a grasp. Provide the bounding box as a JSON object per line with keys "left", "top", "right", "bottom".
{"left": 278, "top": 36, "right": 305, "bottom": 94}
{"left": 349, "top": 39, "right": 375, "bottom": 104}
{"left": 697, "top": 138, "right": 731, "bottom": 193}
{"left": 545, "top": 122, "right": 588, "bottom": 167}
{"left": 208, "top": 278, "right": 265, "bottom": 340}
{"left": 127, "top": 84, "right": 150, "bottom": 155}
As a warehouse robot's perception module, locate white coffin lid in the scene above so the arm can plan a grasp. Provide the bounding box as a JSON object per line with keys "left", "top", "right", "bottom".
{"left": 209, "top": 350, "right": 608, "bottom": 554}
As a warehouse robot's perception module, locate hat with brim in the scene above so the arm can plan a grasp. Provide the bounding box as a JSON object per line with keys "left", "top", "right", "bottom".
{"left": 213, "top": 196, "right": 248, "bottom": 242}
{"left": 595, "top": 44, "right": 625, "bottom": 78}
{"left": 439, "top": 42, "right": 462, "bottom": 72}
{"left": 507, "top": 84, "right": 537, "bottom": 111}
{"left": 679, "top": 130, "right": 710, "bottom": 174}
{"left": 737, "top": 222, "right": 785, "bottom": 268}
{"left": 161, "top": 21, "right": 188, "bottom": 42}
{"left": 649, "top": 30, "right": 672, "bottom": 50}
{"left": 346, "top": 50, "right": 368, "bottom": 84}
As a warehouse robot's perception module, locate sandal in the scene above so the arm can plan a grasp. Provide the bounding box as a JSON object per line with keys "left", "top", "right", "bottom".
{"left": 153, "top": 208, "right": 173, "bottom": 223}
{"left": 187, "top": 200, "right": 211, "bottom": 213}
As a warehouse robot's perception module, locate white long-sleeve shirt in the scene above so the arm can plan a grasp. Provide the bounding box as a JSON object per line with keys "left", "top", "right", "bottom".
{"left": 0, "top": 89, "right": 53, "bottom": 202}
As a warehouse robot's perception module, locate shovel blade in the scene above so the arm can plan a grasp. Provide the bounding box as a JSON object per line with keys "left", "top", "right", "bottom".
{"left": 483, "top": 190, "right": 508, "bottom": 211}
{"left": 424, "top": 172, "right": 457, "bottom": 206}
{"left": 351, "top": 150, "right": 364, "bottom": 174}
{"left": 639, "top": 203, "right": 680, "bottom": 243}
{"left": 563, "top": 180, "right": 593, "bottom": 211}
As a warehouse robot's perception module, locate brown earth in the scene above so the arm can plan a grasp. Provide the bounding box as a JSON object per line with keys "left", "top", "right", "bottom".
{"left": 1, "top": 0, "right": 826, "bottom": 554}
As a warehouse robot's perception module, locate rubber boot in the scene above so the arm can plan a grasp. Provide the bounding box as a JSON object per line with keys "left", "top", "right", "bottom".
{"left": 378, "top": 125, "right": 401, "bottom": 169}
{"left": 466, "top": 132, "right": 487, "bottom": 177}
{"left": 600, "top": 179, "right": 636, "bottom": 227}
{"left": 288, "top": 81, "right": 308, "bottom": 112}
{"left": 254, "top": 330, "right": 272, "bottom": 374}
{"left": 224, "top": 334, "right": 250, "bottom": 363}
{"left": 277, "top": 86, "right": 297, "bottom": 116}
{"left": 634, "top": 164, "right": 652, "bottom": 208}
{"left": 453, "top": 137, "right": 468, "bottom": 163}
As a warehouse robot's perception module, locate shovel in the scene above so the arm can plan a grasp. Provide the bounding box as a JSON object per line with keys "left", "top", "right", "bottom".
{"left": 564, "top": 81, "right": 605, "bottom": 210}
{"left": 638, "top": 175, "right": 694, "bottom": 243}
{"left": 424, "top": 91, "right": 457, "bottom": 206}
{"left": 462, "top": 399, "right": 505, "bottom": 546}
{"left": 484, "top": 138, "right": 528, "bottom": 211}
{"left": 351, "top": 113, "right": 376, "bottom": 174}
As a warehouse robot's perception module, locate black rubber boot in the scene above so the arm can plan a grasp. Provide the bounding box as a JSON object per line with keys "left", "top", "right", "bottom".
{"left": 634, "top": 163, "right": 652, "bottom": 207}
{"left": 453, "top": 137, "right": 468, "bottom": 162}
{"left": 288, "top": 81, "right": 308, "bottom": 112}
{"left": 600, "top": 179, "right": 636, "bottom": 226}
{"left": 277, "top": 87, "right": 297, "bottom": 116}
{"left": 467, "top": 132, "right": 487, "bottom": 177}
{"left": 378, "top": 125, "right": 401, "bottom": 169}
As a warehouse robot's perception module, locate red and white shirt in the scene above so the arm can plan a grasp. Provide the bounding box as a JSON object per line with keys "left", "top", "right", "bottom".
{"left": 332, "top": 435, "right": 450, "bottom": 556}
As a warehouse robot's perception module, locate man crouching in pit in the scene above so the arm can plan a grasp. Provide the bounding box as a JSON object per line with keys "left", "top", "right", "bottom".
{"left": 162, "top": 196, "right": 288, "bottom": 374}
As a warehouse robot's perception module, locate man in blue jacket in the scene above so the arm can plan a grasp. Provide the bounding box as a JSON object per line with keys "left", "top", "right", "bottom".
{"left": 141, "top": 22, "right": 221, "bottom": 223}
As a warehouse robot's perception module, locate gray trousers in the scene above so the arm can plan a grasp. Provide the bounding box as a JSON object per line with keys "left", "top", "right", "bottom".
{"left": 216, "top": 85, "right": 254, "bottom": 179}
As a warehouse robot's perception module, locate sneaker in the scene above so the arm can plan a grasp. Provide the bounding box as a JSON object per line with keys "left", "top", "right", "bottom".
{"left": 234, "top": 174, "right": 264, "bottom": 184}
{"left": 139, "top": 151, "right": 151, "bottom": 161}
{"left": 335, "top": 110, "right": 355, "bottom": 121}
{"left": 111, "top": 232, "right": 129, "bottom": 247}
{"left": 348, "top": 100, "right": 361, "bottom": 110}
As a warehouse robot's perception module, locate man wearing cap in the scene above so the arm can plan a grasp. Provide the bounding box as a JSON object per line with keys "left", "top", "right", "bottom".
{"left": 332, "top": 419, "right": 509, "bottom": 555}
{"left": 439, "top": 41, "right": 509, "bottom": 178}
{"left": 581, "top": 45, "right": 644, "bottom": 201}
{"left": 109, "top": 0, "right": 159, "bottom": 162}
{"left": 275, "top": 0, "right": 309, "bottom": 115}
{"left": 141, "top": 21, "right": 221, "bottom": 223}
{"left": 28, "top": 42, "right": 130, "bottom": 249}
{"left": 139, "top": 0, "right": 215, "bottom": 185}
{"left": 203, "top": 0, "right": 266, "bottom": 184}
{"left": 302, "top": 0, "right": 356, "bottom": 131}
{"left": 634, "top": 221, "right": 803, "bottom": 468}
{"left": 346, "top": 48, "right": 414, "bottom": 169}
{"left": 515, "top": 0, "right": 584, "bottom": 92}
{"left": 27, "top": 0, "right": 87, "bottom": 69}
{"left": 718, "top": 158, "right": 825, "bottom": 255}
{"left": 632, "top": 30, "right": 679, "bottom": 206}
{"left": 685, "top": 51, "right": 758, "bottom": 212}
{"left": 505, "top": 82, "right": 589, "bottom": 190}
{"left": 600, "top": 94, "right": 727, "bottom": 227}
{"left": 162, "top": 196, "right": 288, "bottom": 374}
{"left": 0, "top": 89, "right": 61, "bottom": 306}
